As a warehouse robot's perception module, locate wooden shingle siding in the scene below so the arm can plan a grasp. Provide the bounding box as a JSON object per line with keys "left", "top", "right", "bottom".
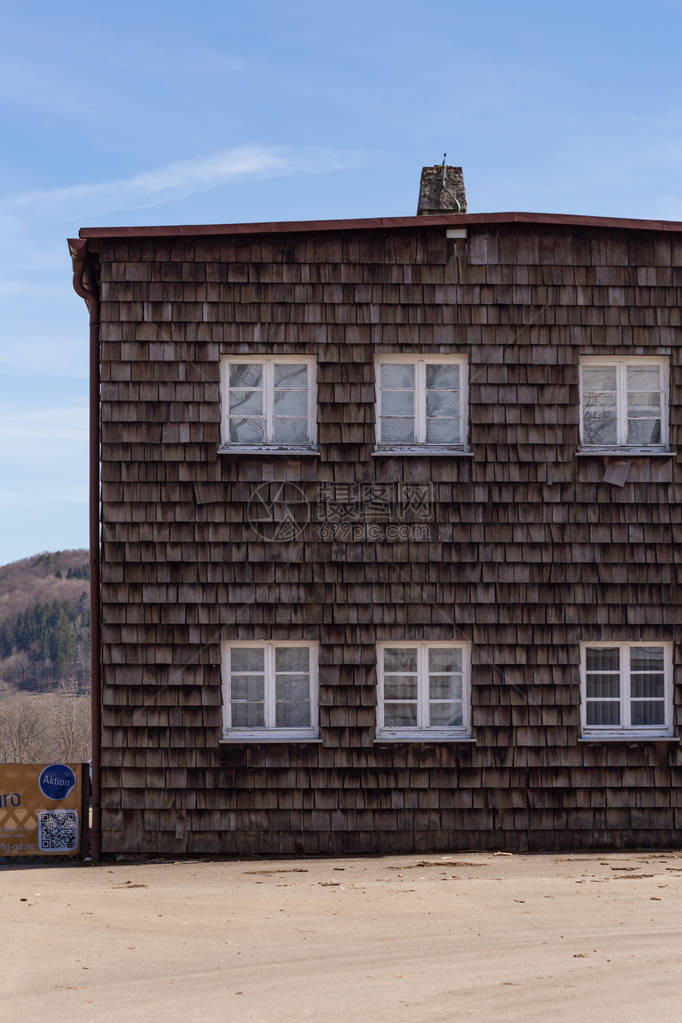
{"left": 94, "top": 223, "right": 682, "bottom": 855}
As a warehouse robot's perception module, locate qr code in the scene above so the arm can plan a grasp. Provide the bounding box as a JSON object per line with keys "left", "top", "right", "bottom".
{"left": 38, "top": 810, "right": 79, "bottom": 852}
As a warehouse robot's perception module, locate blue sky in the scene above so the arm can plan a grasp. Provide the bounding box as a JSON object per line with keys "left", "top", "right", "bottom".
{"left": 1, "top": 0, "right": 682, "bottom": 564}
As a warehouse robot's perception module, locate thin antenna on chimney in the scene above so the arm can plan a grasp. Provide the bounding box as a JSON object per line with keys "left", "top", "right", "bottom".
{"left": 417, "top": 162, "right": 466, "bottom": 216}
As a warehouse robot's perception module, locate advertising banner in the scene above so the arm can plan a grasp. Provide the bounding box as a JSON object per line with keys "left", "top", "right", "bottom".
{"left": 0, "top": 763, "right": 84, "bottom": 857}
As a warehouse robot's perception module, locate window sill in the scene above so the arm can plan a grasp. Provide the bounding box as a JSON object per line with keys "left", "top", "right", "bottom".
{"left": 220, "top": 736, "right": 322, "bottom": 744}
{"left": 372, "top": 447, "right": 473, "bottom": 458}
{"left": 217, "top": 446, "right": 320, "bottom": 457}
{"left": 375, "top": 732, "right": 475, "bottom": 743}
{"left": 576, "top": 448, "right": 675, "bottom": 459}
{"left": 579, "top": 734, "right": 677, "bottom": 743}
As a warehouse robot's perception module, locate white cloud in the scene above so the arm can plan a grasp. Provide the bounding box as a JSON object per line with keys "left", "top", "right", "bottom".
{"left": 0, "top": 145, "right": 357, "bottom": 217}
{"left": 0, "top": 329, "right": 88, "bottom": 379}
{"left": 0, "top": 487, "right": 88, "bottom": 510}
{"left": 0, "top": 405, "right": 88, "bottom": 527}
{"left": 0, "top": 406, "right": 88, "bottom": 471}
{"left": 0, "top": 406, "right": 88, "bottom": 443}
{"left": 0, "top": 62, "right": 90, "bottom": 119}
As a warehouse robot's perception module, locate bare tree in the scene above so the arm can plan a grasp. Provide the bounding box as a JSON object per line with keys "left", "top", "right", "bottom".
{"left": 0, "top": 686, "right": 91, "bottom": 763}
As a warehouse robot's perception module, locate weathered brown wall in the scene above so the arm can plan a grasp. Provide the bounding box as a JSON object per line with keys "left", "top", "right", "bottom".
{"left": 94, "top": 223, "right": 682, "bottom": 855}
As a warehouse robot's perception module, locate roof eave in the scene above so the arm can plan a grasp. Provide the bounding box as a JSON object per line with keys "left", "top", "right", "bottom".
{"left": 77, "top": 210, "right": 682, "bottom": 241}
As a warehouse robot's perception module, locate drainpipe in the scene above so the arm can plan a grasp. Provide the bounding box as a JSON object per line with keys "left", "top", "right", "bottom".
{"left": 68, "top": 238, "right": 102, "bottom": 864}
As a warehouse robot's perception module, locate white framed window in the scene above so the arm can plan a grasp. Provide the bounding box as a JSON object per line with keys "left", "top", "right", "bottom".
{"left": 376, "top": 642, "right": 472, "bottom": 741}
{"left": 579, "top": 356, "right": 669, "bottom": 450}
{"left": 580, "top": 641, "right": 674, "bottom": 739}
{"left": 221, "top": 641, "right": 319, "bottom": 741}
{"left": 375, "top": 355, "right": 468, "bottom": 450}
{"left": 220, "top": 356, "right": 317, "bottom": 451}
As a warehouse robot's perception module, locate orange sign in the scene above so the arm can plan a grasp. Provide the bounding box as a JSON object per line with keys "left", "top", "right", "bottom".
{"left": 0, "top": 763, "right": 83, "bottom": 857}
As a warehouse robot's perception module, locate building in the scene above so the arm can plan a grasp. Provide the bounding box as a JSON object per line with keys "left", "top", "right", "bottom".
{"left": 69, "top": 167, "right": 682, "bottom": 859}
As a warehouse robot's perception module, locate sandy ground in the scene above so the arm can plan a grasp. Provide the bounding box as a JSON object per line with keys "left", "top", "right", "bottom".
{"left": 3, "top": 851, "right": 682, "bottom": 1023}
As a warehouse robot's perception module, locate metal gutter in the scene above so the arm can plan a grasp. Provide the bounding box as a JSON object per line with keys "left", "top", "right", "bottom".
{"left": 78, "top": 210, "right": 682, "bottom": 240}
{"left": 68, "top": 237, "right": 102, "bottom": 864}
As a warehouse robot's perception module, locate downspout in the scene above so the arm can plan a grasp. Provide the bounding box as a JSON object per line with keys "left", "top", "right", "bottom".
{"left": 68, "top": 237, "right": 102, "bottom": 864}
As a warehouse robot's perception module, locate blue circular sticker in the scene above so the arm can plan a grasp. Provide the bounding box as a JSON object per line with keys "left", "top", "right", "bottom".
{"left": 39, "top": 764, "right": 76, "bottom": 801}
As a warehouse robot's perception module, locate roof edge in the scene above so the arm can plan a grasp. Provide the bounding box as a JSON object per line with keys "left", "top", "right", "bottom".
{"left": 78, "top": 210, "right": 682, "bottom": 240}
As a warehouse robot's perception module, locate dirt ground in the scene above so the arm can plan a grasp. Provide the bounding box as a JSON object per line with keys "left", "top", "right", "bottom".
{"left": 3, "top": 850, "right": 682, "bottom": 1023}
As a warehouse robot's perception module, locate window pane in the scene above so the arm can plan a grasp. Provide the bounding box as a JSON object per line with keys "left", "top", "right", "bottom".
{"left": 429, "top": 675, "right": 463, "bottom": 700}
{"left": 231, "top": 675, "right": 265, "bottom": 701}
{"left": 429, "top": 702, "right": 463, "bottom": 727}
{"left": 382, "top": 390, "right": 415, "bottom": 416}
{"left": 429, "top": 648, "right": 462, "bottom": 673}
{"left": 381, "top": 363, "right": 414, "bottom": 389}
{"left": 275, "top": 364, "right": 308, "bottom": 388}
{"left": 583, "top": 392, "right": 618, "bottom": 415}
{"left": 384, "top": 702, "right": 418, "bottom": 727}
{"left": 627, "top": 419, "right": 661, "bottom": 444}
{"left": 229, "top": 364, "right": 262, "bottom": 387}
{"left": 582, "top": 366, "right": 617, "bottom": 391}
{"left": 274, "top": 389, "right": 307, "bottom": 415}
{"left": 426, "top": 418, "right": 460, "bottom": 444}
{"left": 585, "top": 673, "right": 620, "bottom": 699}
{"left": 628, "top": 392, "right": 661, "bottom": 415}
{"left": 273, "top": 418, "right": 308, "bottom": 444}
{"left": 630, "top": 674, "right": 665, "bottom": 699}
{"left": 426, "top": 364, "right": 459, "bottom": 389}
{"left": 231, "top": 648, "right": 265, "bottom": 672}
{"left": 627, "top": 366, "right": 660, "bottom": 391}
{"left": 380, "top": 417, "right": 415, "bottom": 444}
{"left": 231, "top": 702, "right": 265, "bottom": 727}
{"left": 384, "top": 676, "right": 418, "bottom": 701}
{"left": 276, "top": 674, "right": 310, "bottom": 701}
{"left": 276, "top": 701, "right": 311, "bottom": 728}
{"left": 583, "top": 412, "right": 618, "bottom": 446}
{"left": 586, "top": 701, "right": 620, "bottom": 726}
{"left": 426, "top": 391, "right": 460, "bottom": 417}
{"left": 631, "top": 701, "right": 666, "bottom": 727}
{"left": 230, "top": 418, "right": 265, "bottom": 444}
{"left": 630, "top": 647, "right": 664, "bottom": 671}
{"left": 229, "top": 389, "right": 263, "bottom": 415}
{"left": 384, "top": 648, "right": 418, "bottom": 672}
{"left": 275, "top": 647, "right": 309, "bottom": 672}
{"left": 585, "top": 647, "right": 619, "bottom": 672}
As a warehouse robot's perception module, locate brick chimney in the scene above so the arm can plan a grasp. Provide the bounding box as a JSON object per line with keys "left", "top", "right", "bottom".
{"left": 417, "top": 164, "right": 467, "bottom": 215}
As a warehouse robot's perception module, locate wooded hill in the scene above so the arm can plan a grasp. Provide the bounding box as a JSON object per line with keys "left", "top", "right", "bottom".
{"left": 0, "top": 549, "right": 90, "bottom": 693}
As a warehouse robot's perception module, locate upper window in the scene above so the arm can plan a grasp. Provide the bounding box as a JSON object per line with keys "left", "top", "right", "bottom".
{"left": 376, "top": 642, "right": 472, "bottom": 741}
{"left": 221, "top": 641, "right": 319, "bottom": 741}
{"left": 579, "top": 357, "right": 669, "bottom": 450}
{"left": 580, "top": 642, "right": 674, "bottom": 739}
{"left": 220, "top": 356, "right": 317, "bottom": 451}
{"left": 375, "top": 356, "right": 468, "bottom": 451}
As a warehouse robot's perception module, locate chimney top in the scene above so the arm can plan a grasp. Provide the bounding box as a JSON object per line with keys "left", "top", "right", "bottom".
{"left": 417, "top": 164, "right": 467, "bottom": 216}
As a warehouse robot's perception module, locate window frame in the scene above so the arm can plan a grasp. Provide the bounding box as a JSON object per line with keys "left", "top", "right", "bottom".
{"left": 376, "top": 641, "right": 472, "bottom": 741}
{"left": 578, "top": 355, "right": 670, "bottom": 452}
{"left": 374, "top": 354, "right": 469, "bottom": 453}
{"left": 579, "top": 641, "right": 674, "bottom": 740}
{"left": 219, "top": 355, "right": 318, "bottom": 452}
{"left": 221, "top": 640, "right": 319, "bottom": 742}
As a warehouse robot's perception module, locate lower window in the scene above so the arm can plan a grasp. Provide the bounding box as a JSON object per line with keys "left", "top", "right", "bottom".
{"left": 221, "top": 641, "right": 319, "bottom": 741}
{"left": 580, "top": 642, "right": 674, "bottom": 739}
{"left": 376, "top": 642, "right": 472, "bottom": 740}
